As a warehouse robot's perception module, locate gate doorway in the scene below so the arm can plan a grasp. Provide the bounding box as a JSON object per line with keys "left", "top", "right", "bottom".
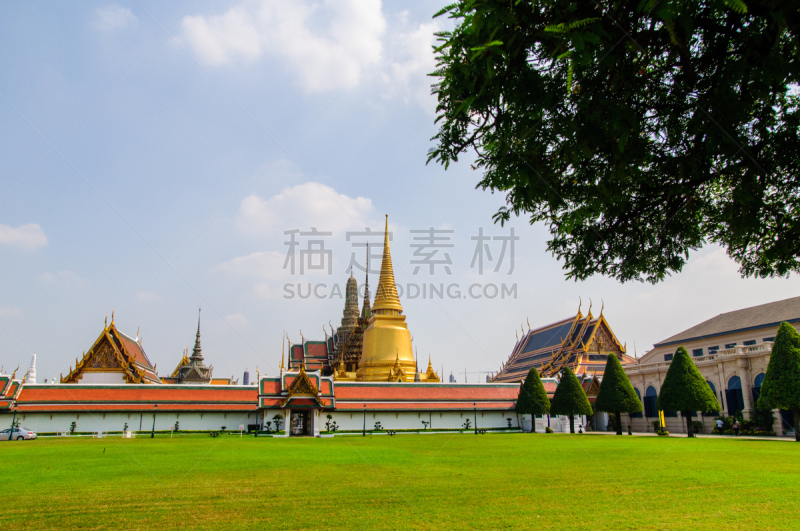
{"left": 290, "top": 411, "right": 310, "bottom": 436}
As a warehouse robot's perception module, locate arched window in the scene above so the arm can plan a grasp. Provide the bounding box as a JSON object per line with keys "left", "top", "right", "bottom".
{"left": 726, "top": 375, "right": 744, "bottom": 416}
{"left": 752, "top": 373, "right": 767, "bottom": 406}
{"left": 644, "top": 386, "right": 657, "bottom": 418}
{"left": 703, "top": 381, "right": 719, "bottom": 416}
{"left": 631, "top": 388, "right": 643, "bottom": 418}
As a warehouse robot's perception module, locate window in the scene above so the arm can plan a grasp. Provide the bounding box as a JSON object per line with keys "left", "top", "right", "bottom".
{"left": 763, "top": 337, "right": 775, "bottom": 342}
{"left": 703, "top": 381, "right": 719, "bottom": 416}
{"left": 743, "top": 340, "right": 756, "bottom": 346}
{"left": 644, "top": 387, "right": 658, "bottom": 418}
{"left": 664, "top": 354, "right": 673, "bottom": 361}
{"left": 725, "top": 343, "right": 737, "bottom": 349}
{"left": 631, "top": 388, "right": 643, "bottom": 418}
{"left": 692, "top": 348, "right": 703, "bottom": 357}
{"left": 708, "top": 345, "right": 719, "bottom": 352}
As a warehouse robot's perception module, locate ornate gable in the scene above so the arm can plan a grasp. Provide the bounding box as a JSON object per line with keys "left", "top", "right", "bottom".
{"left": 282, "top": 365, "right": 321, "bottom": 407}
{"left": 61, "top": 319, "right": 160, "bottom": 384}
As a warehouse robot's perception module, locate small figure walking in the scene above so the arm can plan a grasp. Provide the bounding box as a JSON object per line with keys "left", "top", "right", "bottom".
{"left": 716, "top": 418, "right": 723, "bottom": 430}
{"left": 733, "top": 419, "right": 740, "bottom": 436}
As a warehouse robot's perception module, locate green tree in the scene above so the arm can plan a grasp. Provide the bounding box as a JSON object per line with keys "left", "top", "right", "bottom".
{"left": 758, "top": 322, "right": 800, "bottom": 441}
{"left": 656, "top": 347, "right": 721, "bottom": 437}
{"left": 595, "top": 353, "right": 642, "bottom": 434}
{"left": 429, "top": 0, "right": 800, "bottom": 283}
{"left": 515, "top": 367, "right": 551, "bottom": 428}
{"left": 550, "top": 367, "right": 593, "bottom": 433}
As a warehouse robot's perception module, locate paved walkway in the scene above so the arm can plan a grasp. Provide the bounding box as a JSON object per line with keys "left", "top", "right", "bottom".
{"left": 583, "top": 430, "right": 796, "bottom": 441}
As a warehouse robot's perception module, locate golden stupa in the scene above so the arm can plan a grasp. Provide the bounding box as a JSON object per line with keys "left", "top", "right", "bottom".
{"left": 357, "top": 215, "right": 417, "bottom": 381}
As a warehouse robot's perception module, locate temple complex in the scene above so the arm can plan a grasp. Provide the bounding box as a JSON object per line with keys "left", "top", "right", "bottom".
{"left": 284, "top": 215, "right": 439, "bottom": 383}
{"left": 493, "top": 301, "right": 635, "bottom": 382}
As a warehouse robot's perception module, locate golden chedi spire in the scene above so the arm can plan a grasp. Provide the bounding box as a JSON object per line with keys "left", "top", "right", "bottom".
{"left": 357, "top": 215, "right": 415, "bottom": 381}
{"left": 372, "top": 215, "right": 403, "bottom": 313}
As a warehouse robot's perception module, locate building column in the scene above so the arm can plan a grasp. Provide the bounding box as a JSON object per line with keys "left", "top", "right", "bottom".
{"left": 737, "top": 358, "right": 753, "bottom": 420}
{"left": 772, "top": 409, "right": 783, "bottom": 435}
{"left": 717, "top": 362, "right": 726, "bottom": 413}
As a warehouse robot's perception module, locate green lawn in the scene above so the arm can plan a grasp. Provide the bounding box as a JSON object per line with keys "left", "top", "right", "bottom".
{"left": 1, "top": 433, "right": 796, "bottom": 530}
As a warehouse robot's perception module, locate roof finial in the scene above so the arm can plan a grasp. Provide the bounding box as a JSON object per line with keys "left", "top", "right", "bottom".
{"left": 111, "top": 309, "right": 114, "bottom": 324}
{"left": 372, "top": 215, "right": 402, "bottom": 313}
{"left": 527, "top": 317, "right": 530, "bottom": 329}
{"left": 104, "top": 314, "right": 108, "bottom": 329}
{"left": 600, "top": 299, "right": 604, "bottom": 317}
{"left": 191, "top": 308, "right": 203, "bottom": 361}
{"left": 578, "top": 297, "right": 582, "bottom": 313}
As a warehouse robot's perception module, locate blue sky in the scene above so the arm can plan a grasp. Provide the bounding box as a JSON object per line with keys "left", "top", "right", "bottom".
{"left": 1, "top": 0, "right": 798, "bottom": 384}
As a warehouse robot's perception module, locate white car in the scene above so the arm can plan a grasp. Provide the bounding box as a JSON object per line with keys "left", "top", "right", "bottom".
{"left": 0, "top": 427, "right": 37, "bottom": 440}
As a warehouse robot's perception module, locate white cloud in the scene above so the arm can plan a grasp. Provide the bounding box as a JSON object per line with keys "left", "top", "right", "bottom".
{"left": 224, "top": 313, "right": 249, "bottom": 328}
{"left": 92, "top": 4, "right": 138, "bottom": 32}
{"left": 38, "top": 271, "right": 86, "bottom": 287}
{"left": 0, "top": 223, "right": 48, "bottom": 250}
{"left": 179, "top": 0, "right": 438, "bottom": 108}
{"left": 0, "top": 306, "right": 22, "bottom": 317}
{"left": 135, "top": 291, "right": 159, "bottom": 302}
{"left": 214, "top": 251, "right": 287, "bottom": 281}
{"left": 181, "top": 0, "right": 385, "bottom": 92}
{"left": 236, "top": 182, "right": 376, "bottom": 236}
{"left": 383, "top": 21, "right": 441, "bottom": 112}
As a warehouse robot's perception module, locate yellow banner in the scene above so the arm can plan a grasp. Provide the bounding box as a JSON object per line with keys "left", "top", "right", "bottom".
{"left": 658, "top": 410, "right": 665, "bottom": 430}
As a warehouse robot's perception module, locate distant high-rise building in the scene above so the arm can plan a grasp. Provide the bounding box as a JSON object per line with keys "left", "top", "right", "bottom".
{"left": 449, "top": 372, "right": 456, "bottom": 383}
{"left": 243, "top": 368, "right": 250, "bottom": 386}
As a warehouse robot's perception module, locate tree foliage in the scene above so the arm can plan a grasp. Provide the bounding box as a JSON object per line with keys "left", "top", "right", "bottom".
{"left": 758, "top": 322, "right": 800, "bottom": 410}
{"left": 429, "top": 0, "right": 800, "bottom": 283}
{"left": 550, "top": 367, "right": 593, "bottom": 417}
{"left": 515, "top": 367, "right": 551, "bottom": 415}
{"left": 657, "top": 347, "right": 721, "bottom": 413}
{"left": 595, "top": 353, "right": 642, "bottom": 414}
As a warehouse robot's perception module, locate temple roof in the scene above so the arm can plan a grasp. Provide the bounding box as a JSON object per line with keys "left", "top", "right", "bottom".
{"left": 494, "top": 304, "right": 632, "bottom": 382}
{"left": 61, "top": 318, "right": 161, "bottom": 384}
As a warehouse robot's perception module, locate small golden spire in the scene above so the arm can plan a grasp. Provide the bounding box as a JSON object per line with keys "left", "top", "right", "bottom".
{"left": 372, "top": 215, "right": 403, "bottom": 313}
{"left": 111, "top": 309, "right": 115, "bottom": 324}
{"left": 104, "top": 314, "right": 108, "bottom": 328}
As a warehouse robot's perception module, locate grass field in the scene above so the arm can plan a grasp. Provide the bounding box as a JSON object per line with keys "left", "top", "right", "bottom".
{"left": 1, "top": 432, "right": 796, "bottom": 530}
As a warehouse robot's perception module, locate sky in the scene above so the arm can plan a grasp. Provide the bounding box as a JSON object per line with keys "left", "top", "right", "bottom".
{"left": 1, "top": 0, "right": 798, "bottom": 385}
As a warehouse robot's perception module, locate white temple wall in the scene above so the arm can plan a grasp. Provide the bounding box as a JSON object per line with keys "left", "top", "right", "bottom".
{"left": 14, "top": 411, "right": 258, "bottom": 434}
{"left": 76, "top": 372, "right": 127, "bottom": 384}
{"left": 322, "top": 410, "right": 519, "bottom": 431}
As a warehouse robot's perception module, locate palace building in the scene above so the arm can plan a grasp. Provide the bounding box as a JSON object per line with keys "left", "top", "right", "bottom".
{"left": 493, "top": 301, "right": 635, "bottom": 382}
{"left": 622, "top": 296, "right": 800, "bottom": 436}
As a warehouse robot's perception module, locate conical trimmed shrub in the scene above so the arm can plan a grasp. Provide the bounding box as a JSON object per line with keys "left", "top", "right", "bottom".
{"left": 550, "top": 367, "right": 593, "bottom": 433}
{"left": 515, "top": 367, "right": 551, "bottom": 420}
{"left": 595, "top": 353, "right": 642, "bottom": 434}
{"left": 758, "top": 322, "right": 800, "bottom": 441}
{"left": 657, "top": 346, "right": 721, "bottom": 437}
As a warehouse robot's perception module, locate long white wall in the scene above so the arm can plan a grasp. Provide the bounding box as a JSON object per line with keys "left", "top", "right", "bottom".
{"left": 320, "top": 410, "right": 518, "bottom": 431}
{"left": 14, "top": 410, "right": 259, "bottom": 434}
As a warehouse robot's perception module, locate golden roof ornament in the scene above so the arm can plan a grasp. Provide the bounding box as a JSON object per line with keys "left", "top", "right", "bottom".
{"left": 372, "top": 215, "right": 403, "bottom": 313}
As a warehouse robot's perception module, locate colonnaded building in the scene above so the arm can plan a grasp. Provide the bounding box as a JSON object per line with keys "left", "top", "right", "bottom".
{"left": 622, "top": 296, "right": 800, "bottom": 436}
